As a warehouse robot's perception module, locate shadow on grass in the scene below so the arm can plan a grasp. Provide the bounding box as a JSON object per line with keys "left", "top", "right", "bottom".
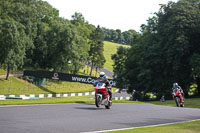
{"left": 75, "top": 101, "right": 86, "bottom": 103}
{"left": 39, "top": 86, "right": 56, "bottom": 94}
{"left": 48, "top": 79, "right": 63, "bottom": 85}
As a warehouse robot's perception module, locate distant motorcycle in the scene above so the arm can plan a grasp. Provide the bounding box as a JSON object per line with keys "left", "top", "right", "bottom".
{"left": 172, "top": 88, "right": 184, "bottom": 107}
{"left": 94, "top": 81, "right": 112, "bottom": 109}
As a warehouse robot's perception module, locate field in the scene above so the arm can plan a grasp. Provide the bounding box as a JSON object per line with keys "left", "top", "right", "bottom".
{"left": 103, "top": 41, "right": 130, "bottom": 71}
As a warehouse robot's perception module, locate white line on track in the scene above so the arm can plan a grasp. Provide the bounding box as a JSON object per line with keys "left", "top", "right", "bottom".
{"left": 83, "top": 119, "right": 200, "bottom": 133}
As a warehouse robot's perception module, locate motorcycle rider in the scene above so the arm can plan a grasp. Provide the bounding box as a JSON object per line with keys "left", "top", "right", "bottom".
{"left": 99, "top": 72, "right": 112, "bottom": 101}
{"left": 172, "top": 82, "right": 184, "bottom": 102}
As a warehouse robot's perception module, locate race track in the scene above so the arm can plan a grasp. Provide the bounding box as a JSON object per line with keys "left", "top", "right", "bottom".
{"left": 0, "top": 103, "right": 200, "bottom": 133}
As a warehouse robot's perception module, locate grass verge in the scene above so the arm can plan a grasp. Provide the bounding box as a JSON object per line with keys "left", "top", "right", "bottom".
{"left": 0, "top": 98, "right": 142, "bottom": 106}
{"left": 108, "top": 120, "right": 200, "bottom": 133}
{"left": 0, "top": 97, "right": 94, "bottom": 105}
{"left": 146, "top": 97, "right": 200, "bottom": 108}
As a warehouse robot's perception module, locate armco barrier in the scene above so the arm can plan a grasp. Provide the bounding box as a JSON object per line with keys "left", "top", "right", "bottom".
{"left": 0, "top": 91, "right": 95, "bottom": 100}
{"left": 0, "top": 95, "right": 6, "bottom": 100}
{"left": 0, "top": 92, "right": 131, "bottom": 101}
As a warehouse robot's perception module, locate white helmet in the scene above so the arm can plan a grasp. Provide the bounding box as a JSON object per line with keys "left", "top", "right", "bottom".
{"left": 173, "top": 82, "right": 178, "bottom": 88}
{"left": 100, "top": 72, "right": 105, "bottom": 77}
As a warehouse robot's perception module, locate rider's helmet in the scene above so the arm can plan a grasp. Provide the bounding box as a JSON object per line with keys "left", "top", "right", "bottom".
{"left": 173, "top": 82, "right": 178, "bottom": 88}
{"left": 100, "top": 72, "right": 105, "bottom": 78}
{"left": 103, "top": 75, "right": 107, "bottom": 80}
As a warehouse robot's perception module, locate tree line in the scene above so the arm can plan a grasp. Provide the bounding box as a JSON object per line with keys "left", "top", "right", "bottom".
{"left": 112, "top": 0, "right": 200, "bottom": 99}
{"left": 102, "top": 27, "right": 140, "bottom": 45}
{"left": 0, "top": 0, "right": 105, "bottom": 80}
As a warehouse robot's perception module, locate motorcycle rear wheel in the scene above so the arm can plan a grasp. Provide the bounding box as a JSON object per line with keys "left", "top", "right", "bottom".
{"left": 105, "top": 101, "right": 112, "bottom": 109}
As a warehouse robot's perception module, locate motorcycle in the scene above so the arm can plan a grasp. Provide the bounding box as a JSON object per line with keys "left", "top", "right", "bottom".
{"left": 172, "top": 88, "right": 184, "bottom": 107}
{"left": 94, "top": 81, "right": 112, "bottom": 109}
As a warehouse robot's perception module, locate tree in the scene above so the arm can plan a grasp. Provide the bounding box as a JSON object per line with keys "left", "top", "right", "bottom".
{"left": 102, "top": 27, "right": 140, "bottom": 45}
{"left": 44, "top": 20, "right": 73, "bottom": 72}
{"left": 89, "top": 25, "right": 105, "bottom": 76}
{"left": 24, "top": 0, "right": 60, "bottom": 69}
{"left": 0, "top": 0, "right": 96, "bottom": 76}
{"left": 0, "top": 0, "right": 58, "bottom": 70}
{"left": 112, "top": 46, "right": 129, "bottom": 90}
{"left": 116, "top": 29, "right": 124, "bottom": 44}
{"left": 122, "top": 30, "right": 140, "bottom": 45}
{"left": 0, "top": 19, "right": 29, "bottom": 80}
{"left": 124, "top": 0, "right": 200, "bottom": 100}
{"left": 190, "top": 54, "right": 200, "bottom": 95}
{"left": 70, "top": 12, "right": 95, "bottom": 74}
{"left": 155, "top": 0, "right": 200, "bottom": 96}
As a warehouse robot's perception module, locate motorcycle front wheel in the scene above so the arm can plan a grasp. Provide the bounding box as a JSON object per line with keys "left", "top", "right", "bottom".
{"left": 175, "top": 97, "right": 180, "bottom": 107}
{"left": 95, "top": 95, "right": 101, "bottom": 108}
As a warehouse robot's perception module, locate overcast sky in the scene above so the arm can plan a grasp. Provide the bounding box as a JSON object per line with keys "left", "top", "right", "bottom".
{"left": 44, "top": 0, "right": 178, "bottom": 32}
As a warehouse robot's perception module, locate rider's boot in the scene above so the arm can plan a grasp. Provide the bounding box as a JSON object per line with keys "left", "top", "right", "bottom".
{"left": 109, "top": 91, "right": 112, "bottom": 102}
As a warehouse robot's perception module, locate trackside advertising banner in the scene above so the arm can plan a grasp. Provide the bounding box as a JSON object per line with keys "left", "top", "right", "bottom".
{"left": 23, "top": 70, "right": 116, "bottom": 87}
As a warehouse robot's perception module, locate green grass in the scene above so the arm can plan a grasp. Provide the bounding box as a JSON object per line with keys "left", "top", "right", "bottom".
{"left": 0, "top": 97, "right": 142, "bottom": 106}
{"left": 108, "top": 120, "right": 200, "bottom": 133}
{"left": 146, "top": 97, "right": 200, "bottom": 108}
{"left": 0, "top": 97, "right": 94, "bottom": 105}
{"left": 103, "top": 41, "right": 130, "bottom": 71}
{"left": 0, "top": 77, "right": 94, "bottom": 95}
{"left": 0, "top": 77, "right": 41, "bottom": 94}
{"left": 0, "top": 69, "right": 6, "bottom": 75}
{"left": 44, "top": 80, "right": 94, "bottom": 93}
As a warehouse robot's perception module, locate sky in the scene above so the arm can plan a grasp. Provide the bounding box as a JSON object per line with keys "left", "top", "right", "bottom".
{"left": 44, "top": 0, "right": 178, "bottom": 32}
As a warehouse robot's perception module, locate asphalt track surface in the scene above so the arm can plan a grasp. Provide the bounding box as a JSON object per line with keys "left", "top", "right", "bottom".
{"left": 1, "top": 103, "right": 200, "bottom": 133}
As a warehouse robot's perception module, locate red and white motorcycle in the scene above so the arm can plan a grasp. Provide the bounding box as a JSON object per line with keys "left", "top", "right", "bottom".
{"left": 172, "top": 88, "right": 184, "bottom": 107}
{"left": 94, "top": 81, "right": 112, "bottom": 109}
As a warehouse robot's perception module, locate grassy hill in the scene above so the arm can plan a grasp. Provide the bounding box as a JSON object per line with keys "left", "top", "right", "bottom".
{"left": 103, "top": 41, "right": 130, "bottom": 71}
{"left": 0, "top": 77, "right": 94, "bottom": 95}
{"left": 0, "top": 66, "right": 97, "bottom": 95}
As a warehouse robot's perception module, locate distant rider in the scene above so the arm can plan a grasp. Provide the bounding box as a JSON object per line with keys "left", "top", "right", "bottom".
{"left": 172, "top": 82, "right": 184, "bottom": 102}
